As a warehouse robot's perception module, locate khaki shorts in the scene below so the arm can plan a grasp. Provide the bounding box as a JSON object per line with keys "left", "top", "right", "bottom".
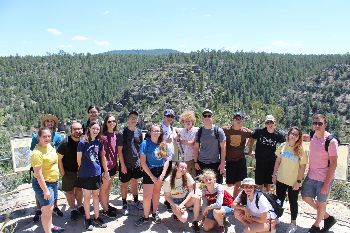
{"left": 62, "top": 171, "right": 79, "bottom": 192}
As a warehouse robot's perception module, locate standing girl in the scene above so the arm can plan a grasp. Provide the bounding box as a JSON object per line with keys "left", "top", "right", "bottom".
{"left": 200, "top": 169, "right": 234, "bottom": 233}
{"left": 76, "top": 121, "right": 109, "bottom": 230}
{"left": 100, "top": 114, "right": 119, "bottom": 218}
{"left": 272, "top": 126, "right": 307, "bottom": 233}
{"left": 135, "top": 124, "right": 171, "bottom": 226}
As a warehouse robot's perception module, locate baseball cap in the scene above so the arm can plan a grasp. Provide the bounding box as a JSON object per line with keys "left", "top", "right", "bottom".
{"left": 202, "top": 109, "right": 213, "bottom": 116}
{"left": 164, "top": 108, "right": 175, "bottom": 116}
{"left": 233, "top": 112, "right": 244, "bottom": 118}
{"left": 128, "top": 110, "right": 139, "bottom": 116}
{"left": 265, "top": 115, "right": 276, "bottom": 123}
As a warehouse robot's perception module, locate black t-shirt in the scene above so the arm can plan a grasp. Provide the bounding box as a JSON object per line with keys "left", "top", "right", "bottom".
{"left": 251, "top": 127, "right": 285, "bottom": 161}
{"left": 57, "top": 136, "right": 79, "bottom": 172}
{"left": 117, "top": 127, "right": 143, "bottom": 169}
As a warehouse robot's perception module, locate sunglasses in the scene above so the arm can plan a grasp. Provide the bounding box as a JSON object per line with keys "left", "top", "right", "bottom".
{"left": 165, "top": 115, "right": 174, "bottom": 118}
{"left": 107, "top": 120, "right": 116, "bottom": 123}
{"left": 265, "top": 121, "right": 274, "bottom": 125}
{"left": 203, "top": 114, "right": 212, "bottom": 118}
{"left": 233, "top": 117, "right": 243, "bottom": 121}
{"left": 312, "top": 122, "right": 324, "bottom": 126}
{"left": 289, "top": 132, "right": 299, "bottom": 137}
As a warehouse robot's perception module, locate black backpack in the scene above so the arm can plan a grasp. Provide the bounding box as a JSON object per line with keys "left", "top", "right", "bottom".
{"left": 255, "top": 191, "right": 284, "bottom": 218}
{"left": 196, "top": 126, "right": 221, "bottom": 154}
{"left": 309, "top": 130, "right": 340, "bottom": 152}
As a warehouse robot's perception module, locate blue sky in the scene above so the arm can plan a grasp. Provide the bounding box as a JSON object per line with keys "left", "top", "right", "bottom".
{"left": 0, "top": 0, "right": 349, "bottom": 56}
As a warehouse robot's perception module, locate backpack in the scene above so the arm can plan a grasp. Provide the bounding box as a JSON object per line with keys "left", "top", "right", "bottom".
{"left": 196, "top": 126, "right": 221, "bottom": 154}
{"left": 309, "top": 130, "right": 340, "bottom": 152}
{"left": 255, "top": 191, "right": 284, "bottom": 218}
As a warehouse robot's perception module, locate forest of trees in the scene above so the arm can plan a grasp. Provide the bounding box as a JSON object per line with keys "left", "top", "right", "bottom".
{"left": 1, "top": 50, "right": 349, "bottom": 173}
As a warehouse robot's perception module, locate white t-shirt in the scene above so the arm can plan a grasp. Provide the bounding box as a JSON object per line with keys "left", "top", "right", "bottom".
{"left": 163, "top": 173, "right": 195, "bottom": 199}
{"left": 178, "top": 127, "right": 199, "bottom": 161}
{"left": 235, "top": 191, "right": 277, "bottom": 219}
{"left": 161, "top": 122, "right": 177, "bottom": 157}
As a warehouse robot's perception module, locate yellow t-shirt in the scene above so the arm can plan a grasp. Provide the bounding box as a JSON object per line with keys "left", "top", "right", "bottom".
{"left": 31, "top": 144, "right": 59, "bottom": 182}
{"left": 275, "top": 142, "right": 308, "bottom": 186}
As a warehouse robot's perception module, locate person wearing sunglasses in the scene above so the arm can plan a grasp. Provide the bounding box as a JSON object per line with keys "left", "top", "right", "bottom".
{"left": 232, "top": 178, "right": 277, "bottom": 233}
{"left": 99, "top": 114, "right": 119, "bottom": 218}
{"left": 301, "top": 114, "right": 338, "bottom": 233}
{"left": 248, "top": 115, "right": 285, "bottom": 192}
{"left": 194, "top": 109, "right": 226, "bottom": 184}
{"left": 223, "top": 112, "right": 253, "bottom": 200}
{"left": 272, "top": 126, "right": 307, "bottom": 233}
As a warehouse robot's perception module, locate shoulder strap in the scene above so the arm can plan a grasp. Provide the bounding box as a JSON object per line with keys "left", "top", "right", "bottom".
{"left": 214, "top": 126, "right": 220, "bottom": 140}
{"left": 255, "top": 192, "right": 260, "bottom": 209}
{"left": 310, "top": 130, "right": 315, "bottom": 139}
{"left": 123, "top": 127, "right": 128, "bottom": 143}
{"left": 196, "top": 127, "right": 203, "bottom": 144}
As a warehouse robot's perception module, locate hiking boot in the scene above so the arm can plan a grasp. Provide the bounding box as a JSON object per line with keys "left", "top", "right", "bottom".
{"left": 307, "top": 225, "right": 321, "bottom": 233}
{"left": 33, "top": 209, "right": 41, "bottom": 222}
{"left": 192, "top": 221, "right": 200, "bottom": 233}
{"left": 101, "top": 209, "right": 117, "bottom": 218}
{"left": 108, "top": 204, "right": 117, "bottom": 213}
{"left": 51, "top": 225, "right": 65, "bottom": 232}
{"left": 132, "top": 200, "right": 143, "bottom": 210}
{"left": 164, "top": 200, "right": 172, "bottom": 212}
{"left": 94, "top": 217, "right": 107, "bottom": 228}
{"left": 53, "top": 206, "right": 64, "bottom": 217}
{"left": 218, "top": 225, "right": 224, "bottom": 233}
{"left": 322, "top": 216, "right": 336, "bottom": 232}
{"left": 78, "top": 206, "right": 85, "bottom": 216}
{"left": 152, "top": 212, "right": 161, "bottom": 224}
{"left": 135, "top": 216, "right": 149, "bottom": 226}
{"left": 286, "top": 223, "right": 297, "bottom": 233}
{"left": 122, "top": 204, "right": 129, "bottom": 215}
{"left": 70, "top": 209, "right": 79, "bottom": 221}
{"left": 85, "top": 218, "right": 93, "bottom": 231}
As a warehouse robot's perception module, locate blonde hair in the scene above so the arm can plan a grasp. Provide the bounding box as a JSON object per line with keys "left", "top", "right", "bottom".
{"left": 156, "top": 141, "right": 168, "bottom": 159}
{"left": 179, "top": 111, "right": 196, "bottom": 125}
{"left": 198, "top": 169, "right": 216, "bottom": 189}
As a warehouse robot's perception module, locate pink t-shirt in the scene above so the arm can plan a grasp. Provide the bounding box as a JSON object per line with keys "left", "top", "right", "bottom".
{"left": 308, "top": 132, "right": 338, "bottom": 182}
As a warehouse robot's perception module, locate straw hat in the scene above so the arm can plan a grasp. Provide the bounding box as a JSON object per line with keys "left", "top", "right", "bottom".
{"left": 41, "top": 114, "right": 59, "bottom": 126}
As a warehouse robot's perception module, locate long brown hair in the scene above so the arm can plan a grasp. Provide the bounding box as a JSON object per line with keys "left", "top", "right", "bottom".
{"left": 102, "top": 114, "right": 118, "bottom": 133}
{"left": 170, "top": 162, "right": 188, "bottom": 190}
{"left": 84, "top": 121, "right": 101, "bottom": 143}
{"left": 287, "top": 126, "right": 303, "bottom": 158}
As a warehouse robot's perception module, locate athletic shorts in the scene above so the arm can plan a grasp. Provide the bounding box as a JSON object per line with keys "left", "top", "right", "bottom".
{"left": 62, "top": 171, "right": 78, "bottom": 192}
{"left": 32, "top": 178, "right": 58, "bottom": 206}
{"left": 75, "top": 175, "right": 102, "bottom": 190}
{"left": 143, "top": 166, "right": 165, "bottom": 184}
{"left": 196, "top": 161, "right": 223, "bottom": 184}
{"left": 255, "top": 159, "right": 275, "bottom": 185}
{"left": 102, "top": 166, "right": 118, "bottom": 177}
{"left": 119, "top": 166, "right": 143, "bottom": 183}
{"left": 226, "top": 158, "right": 247, "bottom": 184}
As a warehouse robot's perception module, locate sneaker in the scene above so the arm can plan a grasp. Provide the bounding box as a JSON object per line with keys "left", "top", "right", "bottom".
{"left": 108, "top": 204, "right": 117, "bottom": 213}
{"left": 307, "top": 225, "right": 321, "bottom": 233}
{"left": 101, "top": 209, "right": 117, "bottom": 218}
{"left": 322, "top": 216, "right": 337, "bottom": 232}
{"left": 286, "top": 223, "right": 298, "bottom": 233}
{"left": 152, "top": 212, "right": 161, "bottom": 224}
{"left": 33, "top": 209, "right": 41, "bottom": 223}
{"left": 94, "top": 217, "right": 107, "bottom": 228}
{"left": 164, "top": 201, "right": 172, "bottom": 212}
{"left": 135, "top": 216, "right": 149, "bottom": 226}
{"left": 53, "top": 206, "right": 64, "bottom": 217}
{"left": 133, "top": 200, "right": 144, "bottom": 210}
{"left": 172, "top": 214, "right": 179, "bottom": 221}
{"left": 192, "top": 221, "right": 200, "bottom": 233}
{"left": 78, "top": 206, "right": 85, "bottom": 216}
{"left": 85, "top": 218, "right": 93, "bottom": 231}
{"left": 122, "top": 204, "right": 129, "bottom": 215}
{"left": 218, "top": 225, "right": 224, "bottom": 233}
{"left": 70, "top": 209, "right": 79, "bottom": 221}
{"left": 51, "top": 225, "right": 65, "bottom": 232}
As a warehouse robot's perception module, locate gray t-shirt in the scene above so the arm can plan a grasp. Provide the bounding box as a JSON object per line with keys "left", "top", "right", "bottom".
{"left": 117, "top": 128, "right": 143, "bottom": 169}
{"left": 195, "top": 126, "right": 226, "bottom": 164}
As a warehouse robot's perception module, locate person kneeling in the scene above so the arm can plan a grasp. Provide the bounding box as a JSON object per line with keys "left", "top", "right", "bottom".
{"left": 232, "top": 178, "right": 277, "bottom": 233}
{"left": 163, "top": 162, "right": 201, "bottom": 232}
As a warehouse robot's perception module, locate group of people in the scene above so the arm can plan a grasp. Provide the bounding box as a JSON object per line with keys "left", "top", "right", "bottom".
{"left": 30, "top": 106, "right": 339, "bottom": 233}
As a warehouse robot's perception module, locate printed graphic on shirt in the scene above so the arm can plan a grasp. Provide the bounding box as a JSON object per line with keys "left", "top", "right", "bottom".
{"left": 280, "top": 150, "right": 298, "bottom": 161}
{"left": 259, "top": 136, "right": 278, "bottom": 147}
{"left": 132, "top": 130, "right": 141, "bottom": 167}
{"left": 230, "top": 135, "right": 242, "bottom": 147}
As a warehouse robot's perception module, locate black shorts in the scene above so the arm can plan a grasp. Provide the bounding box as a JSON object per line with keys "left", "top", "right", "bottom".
{"left": 75, "top": 175, "right": 102, "bottom": 190}
{"left": 255, "top": 158, "right": 275, "bottom": 185}
{"left": 226, "top": 158, "right": 247, "bottom": 185}
{"left": 119, "top": 166, "right": 143, "bottom": 183}
{"left": 196, "top": 161, "right": 223, "bottom": 184}
{"left": 101, "top": 166, "right": 118, "bottom": 177}
{"left": 62, "top": 171, "right": 79, "bottom": 192}
{"left": 143, "top": 166, "right": 164, "bottom": 184}
{"left": 164, "top": 161, "right": 173, "bottom": 179}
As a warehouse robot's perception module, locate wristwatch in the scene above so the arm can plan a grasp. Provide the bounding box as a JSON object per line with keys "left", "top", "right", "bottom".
{"left": 297, "top": 180, "right": 302, "bottom": 183}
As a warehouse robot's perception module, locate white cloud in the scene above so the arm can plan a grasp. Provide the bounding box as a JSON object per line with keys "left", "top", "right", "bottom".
{"left": 103, "top": 10, "right": 110, "bottom": 15}
{"left": 203, "top": 13, "right": 212, "bottom": 17}
{"left": 72, "top": 35, "right": 88, "bottom": 41}
{"left": 47, "top": 28, "right": 62, "bottom": 35}
{"left": 271, "top": 40, "right": 303, "bottom": 47}
{"left": 59, "top": 44, "right": 73, "bottom": 48}
{"left": 94, "top": 40, "right": 110, "bottom": 46}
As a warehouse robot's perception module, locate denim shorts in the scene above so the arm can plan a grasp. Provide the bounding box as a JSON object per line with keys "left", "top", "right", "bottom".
{"left": 173, "top": 193, "right": 189, "bottom": 205}
{"left": 32, "top": 178, "right": 58, "bottom": 206}
{"left": 301, "top": 176, "right": 333, "bottom": 203}
{"left": 206, "top": 206, "right": 234, "bottom": 220}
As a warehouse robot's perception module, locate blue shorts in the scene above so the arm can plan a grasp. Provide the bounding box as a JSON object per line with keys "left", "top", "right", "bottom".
{"left": 206, "top": 206, "right": 234, "bottom": 220}
{"left": 32, "top": 178, "right": 58, "bottom": 206}
{"left": 301, "top": 176, "right": 333, "bottom": 203}
{"left": 173, "top": 193, "right": 189, "bottom": 205}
